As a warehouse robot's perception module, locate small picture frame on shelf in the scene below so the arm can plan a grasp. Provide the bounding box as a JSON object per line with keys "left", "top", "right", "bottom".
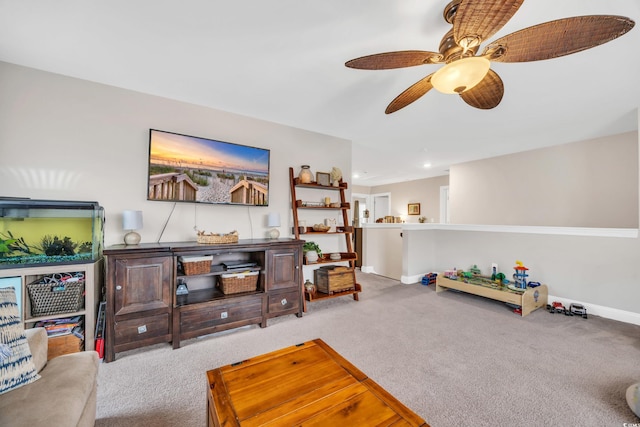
{"left": 408, "top": 203, "right": 420, "bottom": 215}
{"left": 316, "top": 172, "right": 331, "bottom": 187}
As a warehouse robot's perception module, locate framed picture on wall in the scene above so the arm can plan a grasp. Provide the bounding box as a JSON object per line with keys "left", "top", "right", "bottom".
{"left": 408, "top": 203, "right": 420, "bottom": 215}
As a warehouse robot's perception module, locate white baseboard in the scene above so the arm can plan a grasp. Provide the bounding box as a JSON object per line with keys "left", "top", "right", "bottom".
{"left": 547, "top": 295, "right": 640, "bottom": 326}
{"left": 362, "top": 268, "right": 421, "bottom": 284}
{"left": 401, "top": 274, "right": 425, "bottom": 284}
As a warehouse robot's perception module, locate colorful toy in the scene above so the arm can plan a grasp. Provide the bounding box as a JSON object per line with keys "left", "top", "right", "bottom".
{"left": 421, "top": 272, "right": 437, "bottom": 286}
{"left": 490, "top": 263, "right": 499, "bottom": 280}
{"left": 570, "top": 303, "right": 588, "bottom": 319}
{"left": 547, "top": 301, "right": 573, "bottom": 316}
{"left": 469, "top": 264, "right": 481, "bottom": 275}
{"left": 443, "top": 269, "right": 457, "bottom": 279}
{"left": 513, "top": 260, "right": 529, "bottom": 289}
{"left": 494, "top": 272, "right": 506, "bottom": 284}
{"left": 507, "top": 284, "right": 525, "bottom": 294}
{"left": 547, "top": 301, "right": 588, "bottom": 319}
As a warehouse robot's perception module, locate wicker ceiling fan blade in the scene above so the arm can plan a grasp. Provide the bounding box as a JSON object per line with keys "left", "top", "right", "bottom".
{"left": 484, "top": 15, "right": 635, "bottom": 63}
{"left": 453, "top": 0, "right": 524, "bottom": 48}
{"left": 459, "top": 69, "right": 504, "bottom": 109}
{"left": 385, "top": 74, "right": 435, "bottom": 114}
{"left": 345, "top": 51, "right": 443, "bottom": 70}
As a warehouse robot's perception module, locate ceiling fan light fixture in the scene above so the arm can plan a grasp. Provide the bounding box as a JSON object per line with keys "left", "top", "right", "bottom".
{"left": 431, "top": 57, "right": 491, "bottom": 94}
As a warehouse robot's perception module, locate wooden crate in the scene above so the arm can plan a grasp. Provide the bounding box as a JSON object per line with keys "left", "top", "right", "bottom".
{"left": 48, "top": 334, "right": 84, "bottom": 360}
{"left": 314, "top": 266, "right": 356, "bottom": 294}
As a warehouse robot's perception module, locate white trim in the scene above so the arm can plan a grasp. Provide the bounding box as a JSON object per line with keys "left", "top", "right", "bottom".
{"left": 439, "top": 185, "right": 449, "bottom": 224}
{"left": 360, "top": 265, "right": 375, "bottom": 274}
{"left": 362, "top": 223, "right": 402, "bottom": 229}
{"left": 400, "top": 223, "right": 638, "bottom": 238}
{"left": 401, "top": 273, "right": 425, "bottom": 284}
{"left": 548, "top": 295, "right": 640, "bottom": 326}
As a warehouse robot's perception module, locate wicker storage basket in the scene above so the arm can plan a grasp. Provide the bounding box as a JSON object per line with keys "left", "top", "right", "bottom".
{"left": 179, "top": 256, "right": 213, "bottom": 275}
{"left": 219, "top": 271, "right": 259, "bottom": 294}
{"left": 27, "top": 279, "right": 84, "bottom": 317}
{"left": 196, "top": 232, "right": 239, "bottom": 244}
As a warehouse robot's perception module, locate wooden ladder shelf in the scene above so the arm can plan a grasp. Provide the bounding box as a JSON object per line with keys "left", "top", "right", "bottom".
{"left": 289, "top": 167, "right": 361, "bottom": 311}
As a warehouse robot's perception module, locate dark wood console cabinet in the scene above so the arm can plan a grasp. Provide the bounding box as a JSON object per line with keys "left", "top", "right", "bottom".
{"left": 104, "top": 239, "right": 303, "bottom": 362}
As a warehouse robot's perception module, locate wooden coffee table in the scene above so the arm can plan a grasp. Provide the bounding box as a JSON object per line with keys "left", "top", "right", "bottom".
{"left": 206, "top": 339, "right": 428, "bottom": 426}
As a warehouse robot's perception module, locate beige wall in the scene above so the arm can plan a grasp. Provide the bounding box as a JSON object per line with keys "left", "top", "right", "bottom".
{"left": 361, "top": 225, "right": 403, "bottom": 280}
{"left": 449, "top": 132, "right": 639, "bottom": 227}
{"left": 351, "top": 185, "right": 370, "bottom": 194}
{"left": 369, "top": 175, "right": 449, "bottom": 223}
{"left": 0, "top": 61, "right": 352, "bottom": 247}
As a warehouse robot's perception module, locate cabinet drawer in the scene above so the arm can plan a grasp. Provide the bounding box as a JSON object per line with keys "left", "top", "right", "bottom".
{"left": 178, "top": 295, "right": 264, "bottom": 335}
{"left": 267, "top": 289, "right": 300, "bottom": 315}
{"left": 114, "top": 313, "right": 171, "bottom": 349}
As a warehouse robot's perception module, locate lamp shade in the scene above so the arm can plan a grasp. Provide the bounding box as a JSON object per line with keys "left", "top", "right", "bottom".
{"left": 267, "top": 212, "right": 281, "bottom": 228}
{"left": 122, "top": 210, "right": 143, "bottom": 230}
{"left": 431, "top": 57, "right": 491, "bottom": 94}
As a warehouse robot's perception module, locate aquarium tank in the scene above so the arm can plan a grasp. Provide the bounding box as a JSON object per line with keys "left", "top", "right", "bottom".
{"left": 0, "top": 198, "right": 104, "bottom": 269}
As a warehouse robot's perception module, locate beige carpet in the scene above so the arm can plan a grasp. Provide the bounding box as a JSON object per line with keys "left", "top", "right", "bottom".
{"left": 96, "top": 272, "right": 640, "bottom": 426}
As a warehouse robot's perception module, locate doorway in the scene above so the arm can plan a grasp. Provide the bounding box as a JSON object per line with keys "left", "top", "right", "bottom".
{"left": 352, "top": 193, "right": 391, "bottom": 224}
{"left": 372, "top": 193, "right": 391, "bottom": 222}
{"left": 440, "top": 186, "right": 450, "bottom": 223}
{"left": 352, "top": 193, "right": 368, "bottom": 226}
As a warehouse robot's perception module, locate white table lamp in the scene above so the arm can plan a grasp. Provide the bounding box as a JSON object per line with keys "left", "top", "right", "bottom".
{"left": 267, "top": 212, "right": 281, "bottom": 239}
{"left": 123, "top": 210, "right": 143, "bottom": 245}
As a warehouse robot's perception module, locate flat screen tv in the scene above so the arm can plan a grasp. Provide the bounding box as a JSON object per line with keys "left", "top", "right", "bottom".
{"left": 147, "top": 129, "right": 270, "bottom": 206}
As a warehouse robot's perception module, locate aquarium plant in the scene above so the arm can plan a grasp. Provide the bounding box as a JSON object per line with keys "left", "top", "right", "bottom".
{"left": 0, "top": 231, "right": 33, "bottom": 258}
{"left": 40, "top": 235, "right": 78, "bottom": 256}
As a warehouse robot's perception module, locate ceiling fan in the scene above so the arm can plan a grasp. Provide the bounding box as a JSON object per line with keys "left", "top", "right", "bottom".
{"left": 345, "top": 0, "right": 635, "bottom": 113}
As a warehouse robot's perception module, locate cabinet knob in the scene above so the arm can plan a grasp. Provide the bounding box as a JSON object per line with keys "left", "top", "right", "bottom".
{"left": 281, "top": 298, "right": 288, "bottom": 306}
{"left": 116, "top": 285, "right": 122, "bottom": 290}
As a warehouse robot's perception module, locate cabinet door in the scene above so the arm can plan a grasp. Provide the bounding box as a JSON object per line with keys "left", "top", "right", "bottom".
{"left": 113, "top": 256, "right": 172, "bottom": 317}
{"left": 266, "top": 248, "right": 299, "bottom": 291}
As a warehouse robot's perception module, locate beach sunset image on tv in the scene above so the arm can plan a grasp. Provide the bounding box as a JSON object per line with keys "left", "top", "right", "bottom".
{"left": 147, "top": 129, "right": 270, "bottom": 206}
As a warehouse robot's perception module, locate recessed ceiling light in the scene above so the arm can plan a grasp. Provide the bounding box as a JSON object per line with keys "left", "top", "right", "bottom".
{"left": 423, "top": 163, "right": 432, "bottom": 168}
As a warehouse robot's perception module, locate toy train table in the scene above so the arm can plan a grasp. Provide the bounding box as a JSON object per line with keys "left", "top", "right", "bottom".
{"left": 436, "top": 276, "right": 548, "bottom": 317}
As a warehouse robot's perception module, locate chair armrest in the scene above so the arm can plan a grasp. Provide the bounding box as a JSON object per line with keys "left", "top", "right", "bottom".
{"left": 25, "top": 327, "right": 48, "bottom": 373}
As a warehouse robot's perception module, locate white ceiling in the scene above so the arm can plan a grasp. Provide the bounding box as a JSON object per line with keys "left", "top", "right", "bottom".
{"left": 1, "top": 1, "right": 639, "bottom": 186}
